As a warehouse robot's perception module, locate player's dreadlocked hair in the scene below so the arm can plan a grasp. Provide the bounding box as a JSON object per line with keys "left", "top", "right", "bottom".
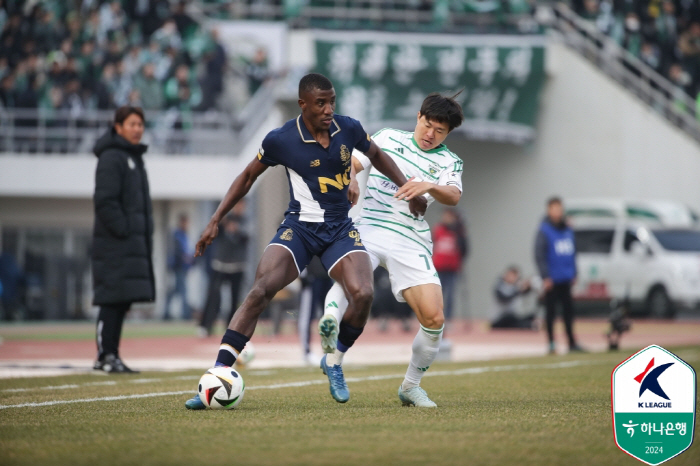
{"left": 419, "top": 90, "right": 465, "bottom": 132}
{"left": 298, "top": 73, "right": 334, "bottom": 97}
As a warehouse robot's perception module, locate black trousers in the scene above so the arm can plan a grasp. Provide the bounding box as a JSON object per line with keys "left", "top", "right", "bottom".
{"left": 544, "top": 282, "right": 576, "bottom": 347}
{"left": 96, "top": 302, "right": 131, "bottom": 359}
{"left": 199, "top": 271, "right": 244, "bottom": 332}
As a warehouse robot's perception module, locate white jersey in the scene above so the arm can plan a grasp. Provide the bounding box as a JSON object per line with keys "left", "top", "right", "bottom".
{"left": 353, "top": 128, "right": 463, "bottom": 254}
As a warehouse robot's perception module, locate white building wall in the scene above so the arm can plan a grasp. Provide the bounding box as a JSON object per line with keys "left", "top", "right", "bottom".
{"left": 444, "top": 40, "right": 700, "bottom": 319}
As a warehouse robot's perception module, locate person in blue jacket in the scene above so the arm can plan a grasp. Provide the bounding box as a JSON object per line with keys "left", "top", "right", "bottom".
{"left": 535, "top": 196, "right": 584, "bottom": 354}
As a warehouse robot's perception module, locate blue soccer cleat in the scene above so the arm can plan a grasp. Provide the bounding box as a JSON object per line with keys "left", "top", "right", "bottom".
{"left": 318, "top": 314, "right": 338, "bottom": 354}
{"left": 320, "top": 354, "right": 349, "bottom": 403}
{"left": 185, "top": 393, "right": 206, "bottom": 410}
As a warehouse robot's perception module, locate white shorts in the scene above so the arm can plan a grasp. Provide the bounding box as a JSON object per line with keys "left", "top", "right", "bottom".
{"left": 357, "top": 223, "right": 441, "bottom": 302}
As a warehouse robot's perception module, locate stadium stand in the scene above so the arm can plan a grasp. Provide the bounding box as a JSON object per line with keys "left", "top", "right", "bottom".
{"left": 0, "top": 0, "right": 271, "bottom": 153}
{"left": 571, "top": 0, "right": 700, "bottom": 100}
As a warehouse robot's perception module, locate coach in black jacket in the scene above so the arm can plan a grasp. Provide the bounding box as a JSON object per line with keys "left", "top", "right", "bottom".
{"left": 92, "top": 106, "right": 154, "bottom": 373}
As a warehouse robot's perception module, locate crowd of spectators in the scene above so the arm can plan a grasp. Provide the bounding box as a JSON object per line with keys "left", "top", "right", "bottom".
{"left": 573, "top": 0, "right": 700, "bottom": 100}
{"left": 0, "top": 0, "right": 227, "bottom": 118}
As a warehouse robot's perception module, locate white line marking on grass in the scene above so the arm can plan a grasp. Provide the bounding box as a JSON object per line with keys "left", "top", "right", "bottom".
{"left": 0, "top": 360, "right": 600, "bottom": 410}
{"left": 2, "top": 376, "right": 198, "bottom": 393}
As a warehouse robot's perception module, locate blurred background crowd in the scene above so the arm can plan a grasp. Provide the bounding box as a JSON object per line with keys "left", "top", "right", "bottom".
{"left": 574, "top": 0, "right": 700, "bottom": 100}
{"left": 0, "top": 0, "right": 232, "bottom": 115}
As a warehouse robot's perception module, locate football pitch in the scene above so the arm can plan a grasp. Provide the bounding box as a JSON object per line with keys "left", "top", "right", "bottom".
{"left": 1, "top": 348, "right": 698, "bottom": 466}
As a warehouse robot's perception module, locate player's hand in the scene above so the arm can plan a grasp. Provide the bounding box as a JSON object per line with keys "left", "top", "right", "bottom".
{"left": 195, "top": 220, "right": 219, "bottom": 257}
{"left": 347, "top": 178, "right": 360, "bottom": 207}
{"left": 543, "top": 278, "right": 553, "bottom": 292}
{"left": 394, "top": 179, "right": 433, "bottom": 201}
{"left": 408, "top": 195, "right": 428, "bottom": 217}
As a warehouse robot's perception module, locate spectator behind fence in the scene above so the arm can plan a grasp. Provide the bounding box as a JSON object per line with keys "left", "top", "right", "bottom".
{"left": 92, "top": 106, "right": 153, "bottom": 374}
{"left": 491, "top": 265, "right": 537, "bottom": 330}
{"left": 0, "top": 0, "right": 224, "bottom": 122}
{"left": 575, "top": 0, "right": 700, "bottom": 101}
{"left": 163, "top": 214, "right": 193, "bottom": 321}
{"left": 432, "top": 208, "right": 469, "bottom": 321}
{"left": 534, "top": 196, "right": 584, "bottom": 355}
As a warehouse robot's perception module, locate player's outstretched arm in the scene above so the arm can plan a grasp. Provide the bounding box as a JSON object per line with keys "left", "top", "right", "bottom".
{"left": 362, "top": 142, "right": 426, "bottom": 216}
{"left": 195, "top": 157, "right": 269, "bottom": 257}
{"left": 362, "top": 141, "right": 406, "bottom": 187}
{"left": 395, "top": 182, "right": 461, "bottom": 206}
{"left": 347, "top": 157, "right": 362, "bottom": 207}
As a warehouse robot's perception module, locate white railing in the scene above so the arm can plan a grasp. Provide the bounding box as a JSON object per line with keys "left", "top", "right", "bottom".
{"left": 0, "top": 80, "right": 281, "bottom": 155}
{"left": 544, "top": 3, "right": 700, "bottom": 141}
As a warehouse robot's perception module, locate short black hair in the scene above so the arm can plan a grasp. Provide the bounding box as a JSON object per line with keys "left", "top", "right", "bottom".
{"left": 299, "top": 73, "right": 333, "bottom": 97}
{"left": 114, "top": 105, "right": 145, "bottom": 125}
{"left": 547, "top": 196, "right": 562, "bottom": 207}
{"left": 419, "top": 91, "right": 464, "bottom": 132}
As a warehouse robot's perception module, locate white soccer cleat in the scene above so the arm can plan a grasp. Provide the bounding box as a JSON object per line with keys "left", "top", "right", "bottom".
{"left": 318, "top": 314, "right": 339, "bottom": 354}
{"left": 398, "top": 385, "right": 437, "bottom": 408}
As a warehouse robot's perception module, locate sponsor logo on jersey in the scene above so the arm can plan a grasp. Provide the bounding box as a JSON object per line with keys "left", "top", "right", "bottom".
{"left": 279, "top": 228, "right": 293, "bottom": 241}
{"left": 318, "top": 166, "right": 351, "bottom": 193}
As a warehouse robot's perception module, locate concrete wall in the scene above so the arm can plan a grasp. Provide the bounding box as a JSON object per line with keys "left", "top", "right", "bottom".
{"left": 0, "top": 109, "right": 284, "bottom": 319}
{"left": 446, "top": 40, "right": 700, "bottom": 318}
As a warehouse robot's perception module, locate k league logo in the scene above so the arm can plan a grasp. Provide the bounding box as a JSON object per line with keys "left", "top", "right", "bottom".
{"left": 612, "top": 345, "right": 696, "bottom": 465}
{"left": 635, "top": 358, "right": 673, "bottom": 406}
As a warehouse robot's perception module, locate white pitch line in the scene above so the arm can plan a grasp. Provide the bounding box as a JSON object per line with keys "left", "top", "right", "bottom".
{"left": 0, "top": 360, "right": 600, "bottom": 410}
{"left": 2, "top": 375, "right": 199, "bottom": 393}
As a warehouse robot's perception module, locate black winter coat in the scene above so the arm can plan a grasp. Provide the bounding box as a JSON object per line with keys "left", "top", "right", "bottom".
{"left": 91, "top": 128, "right": 155, "bottom": 305}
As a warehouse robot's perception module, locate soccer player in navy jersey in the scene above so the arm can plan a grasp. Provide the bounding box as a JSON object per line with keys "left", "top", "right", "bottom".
{"left": 185, "top": 73, "right": 426, "bottom": 409}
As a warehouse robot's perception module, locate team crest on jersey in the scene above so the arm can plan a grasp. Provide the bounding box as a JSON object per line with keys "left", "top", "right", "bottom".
{"left": 429, "top": 163, "right": 440, "bottom": 175}
{"left": 279, "top": 228, "right": 293, "bottom": 241}
{"left": 349, "top": 230, "right": 362, "bottom": 246}
{"left": 340, "top": 144, "right": 351, "bottom": 165}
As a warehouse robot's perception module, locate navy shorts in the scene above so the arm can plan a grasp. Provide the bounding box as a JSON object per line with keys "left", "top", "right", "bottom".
{"left": 267, "top": 217, "right": 366, "bottom": 276}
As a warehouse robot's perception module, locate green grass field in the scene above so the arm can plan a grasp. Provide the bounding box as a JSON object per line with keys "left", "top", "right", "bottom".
{"left": 1, "top": 348, "right": 698, "bottom": 466}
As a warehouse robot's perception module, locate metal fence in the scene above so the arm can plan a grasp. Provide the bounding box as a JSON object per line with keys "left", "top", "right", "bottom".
{"left": 197, "top": 0, "right": 540, "bottom": 34}
{"left": 544, "top": 3, "right": 700, "bottom": 142}
{"left": 0, "top": 80, "right": 280, "bottom": 155}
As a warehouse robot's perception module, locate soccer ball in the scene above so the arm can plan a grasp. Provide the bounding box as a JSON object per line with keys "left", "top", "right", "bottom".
{"left": 236, "top": 342, "right": 256, "bottom": 367}
{"left": 197, "top": 366, "right": 245, "bottom": 409}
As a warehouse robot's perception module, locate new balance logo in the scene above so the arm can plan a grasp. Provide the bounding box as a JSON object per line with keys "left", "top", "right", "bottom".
{"left": 395, "top": 147, "right": 404, "bottom": 154}
{"left": 417, "top": 366, "right": 430, "bottom": 372}
{"left": 310, "top": 159, "right": 320, "bottom": 167}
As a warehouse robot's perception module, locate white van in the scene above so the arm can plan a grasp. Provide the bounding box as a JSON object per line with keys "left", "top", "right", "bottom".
{"left": 566, "top": 199, "right": 700, "bottom": 318}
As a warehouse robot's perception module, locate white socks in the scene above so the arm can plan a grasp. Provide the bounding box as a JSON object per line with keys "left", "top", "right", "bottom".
{"left": 325, "top": 349, "right": 345, "bottom": 366}
{"left": 323, "top": 282, "right": 349, "bottom": 367}
{"left": 402, "top": 324, "right": 443, "bottom": 389}
{"left": 323, "top": 282, "right": 348, "bottom": 326}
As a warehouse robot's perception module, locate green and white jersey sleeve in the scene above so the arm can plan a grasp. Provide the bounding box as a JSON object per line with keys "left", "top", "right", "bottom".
{"left": 352, "top": 128, "right": 463, "bottom": 254}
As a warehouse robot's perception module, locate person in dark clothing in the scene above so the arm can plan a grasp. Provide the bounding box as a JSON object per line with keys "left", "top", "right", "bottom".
{"left": 297, "top": 256, "right": 333, "bottom": 364}
{"left": 491, "top": 265, "right": 535, "bottom": 330}
{"left": 198, "top": 212, "right": 249, "bottom": 336}
{"left": 163, "top": 213, "right": 193, "bottom": 320}
{"left": 534, "top": 196, "right": 583, "bottom": 354}
{"left": 92, "top": 106, "right": 154, "bottom": 373}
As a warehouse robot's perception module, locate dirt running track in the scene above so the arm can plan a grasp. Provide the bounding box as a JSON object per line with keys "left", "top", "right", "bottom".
{"left": 0, "top": 318, "right": 698, "bottom": 378}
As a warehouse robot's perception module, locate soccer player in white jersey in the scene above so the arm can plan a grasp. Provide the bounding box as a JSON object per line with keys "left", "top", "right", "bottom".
{"left": 318, "top": 92, "right": 464, "bottom": 407}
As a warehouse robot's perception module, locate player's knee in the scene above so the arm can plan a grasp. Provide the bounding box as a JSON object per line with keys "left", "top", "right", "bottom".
{"left": 422, "top": 312, "right": 444, "bottom": 329}
{"left": 245, "top": 281, "right": 276, "bottom": 313}
{"left": 349, "top": 281, "right": 374, "bottom": 311}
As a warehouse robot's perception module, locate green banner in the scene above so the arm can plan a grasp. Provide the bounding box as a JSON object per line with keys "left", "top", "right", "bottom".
{"left": 314, "top": 32, "right": 546, "bottom": 144}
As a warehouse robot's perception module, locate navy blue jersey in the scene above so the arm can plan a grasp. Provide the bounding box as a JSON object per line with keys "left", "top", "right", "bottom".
{"left": 257, "top": 114, "right": 372, "bottom": 222}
